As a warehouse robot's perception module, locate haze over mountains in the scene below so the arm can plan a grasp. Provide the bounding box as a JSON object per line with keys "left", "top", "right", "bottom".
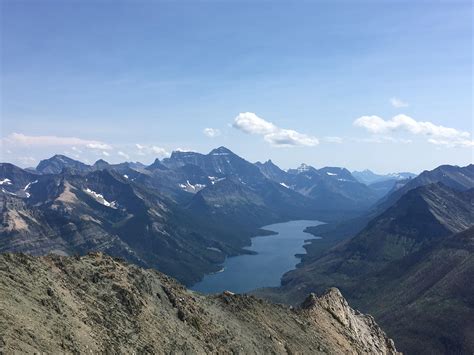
{"left": 1, "top": 147, "right": 473, "bottom": 354}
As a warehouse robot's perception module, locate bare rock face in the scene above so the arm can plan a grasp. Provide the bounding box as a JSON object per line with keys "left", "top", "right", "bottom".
{"left": 0, "top": 253, "right": 398, "bottom": 354}
{"left": 301, "top": 289, "right": 398, "bottom": 354}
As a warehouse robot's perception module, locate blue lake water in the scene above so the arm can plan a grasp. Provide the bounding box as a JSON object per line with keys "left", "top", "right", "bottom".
{"left": 192, "top": 220, "right": 323, "bottom": 294}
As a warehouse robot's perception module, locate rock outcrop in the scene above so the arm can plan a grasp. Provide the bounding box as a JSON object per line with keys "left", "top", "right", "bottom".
{"left": 0, "top": 253, "right": 398, "bottom": 354}
{"left": 301, "top": 289, "right": 397, "bottom": 354}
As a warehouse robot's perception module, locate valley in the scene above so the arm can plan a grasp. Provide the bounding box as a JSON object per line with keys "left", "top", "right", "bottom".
{"left": 192, "top": 219, "right": 324, "bottom": 294}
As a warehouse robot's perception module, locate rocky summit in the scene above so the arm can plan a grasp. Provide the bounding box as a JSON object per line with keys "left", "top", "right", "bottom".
{"left": 0, "top": 252, "right": 398, "bottom": 354}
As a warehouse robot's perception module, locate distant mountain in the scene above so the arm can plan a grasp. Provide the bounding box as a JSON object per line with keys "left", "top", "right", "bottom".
{"left": 306, "top": 163, "right": 474, "bottom": 250}
{"left": 352, "top": 169, "right": 416, "bottom": 185}
{"left": 36, "top": 154, "right": 91, "bottom": 174}
{"left": 163, "top": 147, "right": 265, "bottom": 185}
{"left": 0, "top": 253, "right": 398, "bottom": 354}
{"left": 257, "top": 182, "right": 474, "bottom": 354}
{"left": 272, "top": 163, "right": 380, "bottom": 211}
{"left": 146, "top": 158, "right": 168, "bottom": 171}
{"left": 376, "top": 164, "right": 474, "bottom": 212}
{"left": 187, "top": 176, "right": 318, "bottom": 235}
{"left": 287, "top": 163, "right": 317, "bottom": 175}
{"left": 255, "top": 160, "right": 288, "bottom": 182}
{"left": 92, "top": 159, "right": 110, "bottom": 170}
{"left": 0, "top": 163, "right": 39, "bottom": 197}
{"left": 161, "top": 147, "right": 343, "bottom": 221}
{"left": 368, "top": 179, "right": 406, "bottom": 198}
{"left": 0, "top": 168, "right": 238, "bottom": 285}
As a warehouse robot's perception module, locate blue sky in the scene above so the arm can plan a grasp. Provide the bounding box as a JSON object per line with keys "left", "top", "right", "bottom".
{"left": 1, "top": 0, "right": 472, "bottom": 173}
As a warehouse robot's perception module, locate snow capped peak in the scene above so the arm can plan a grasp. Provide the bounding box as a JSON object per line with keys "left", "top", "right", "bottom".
{"left": 280, "top": 182, "right": 290, "bottom": 188}
{"left": 209, "top": 146, "right": 233, "bottom": 155}
{"left": 297, "top": 163, "right": 310, "bottom": 172}
{"left": 326, "top": 172, "right": 337, "bottom": 176}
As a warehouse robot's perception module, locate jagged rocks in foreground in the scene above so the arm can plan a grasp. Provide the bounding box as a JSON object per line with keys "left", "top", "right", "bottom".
{"left": 0, "top": 253, "right": 398, "bottom": 354}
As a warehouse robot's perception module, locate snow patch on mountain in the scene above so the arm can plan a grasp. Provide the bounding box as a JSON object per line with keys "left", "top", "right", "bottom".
{"left": 84, "top": 188, "right": 117, "bottom": 208}
{"left": 23, "top": 180, "right": 38, "bottom": 198}
{"left": 1, "top": 188, "right": 16, "bottom": 196}
{"left": 0, "top": 178, "right": 12, "bottom": 185}
{"left": 209, "top": 176, "right": 226, "bottom": 185}
{"left": 179, "top": 180, "right": 206, "bottom": 193}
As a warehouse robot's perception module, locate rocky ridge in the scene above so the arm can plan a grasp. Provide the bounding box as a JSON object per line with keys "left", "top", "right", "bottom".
{"left": 0, "top": 252, "right": 398, "bottom": 354}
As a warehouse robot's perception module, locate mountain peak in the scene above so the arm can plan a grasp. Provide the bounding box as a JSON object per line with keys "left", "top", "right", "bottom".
{"left": 297, "top": 163, "right": 312, "bottom": 172}
{"left": 93, "top": 159, "right": 109, "bottom": 167}
{"left": 146, "top": 158, "right": 167, "bottom": 171}
{"left": 169, "top": 149, "right": 200, "bottom": 157}
{"left": 264, "top": 159, "right": 278, "bottom": 166}
{"left": 36, "top": 155, "right": 89, "bottom": 174}
{"left": 209, "top": 146, "right": 234, "bottom": 155}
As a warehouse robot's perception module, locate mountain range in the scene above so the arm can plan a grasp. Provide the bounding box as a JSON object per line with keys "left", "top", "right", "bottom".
{"left": 1, "top": 147, "right": 416, "bottom": 285}
{"left": 352, "top": 169, "right": 416, "bottom": 185}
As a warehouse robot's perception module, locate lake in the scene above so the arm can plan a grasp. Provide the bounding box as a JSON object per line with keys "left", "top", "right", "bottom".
{"left": 192, "top": 219, "right": 323, "bottom": 294}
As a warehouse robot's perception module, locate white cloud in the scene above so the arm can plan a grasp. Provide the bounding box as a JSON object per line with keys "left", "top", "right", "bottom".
{"left": 2, "top": 133, "right": 112, "bottom": 149}
{"left": 233, "top": 112, "right": 276, "bottom": 135}
{"left": 203, "top": 128, "right": 221, "bottom": 138}
{"left": 117, "top": 151, "right": 130, "bottom": 159}
{"left": 151, "top": 146, "right": 169, "bottom": 156}
{"left": 264, "top": 130, "right": 319, "bottom": 147}
{"left": 352, "top": 136, "right": 412, "bottom": 144}
{"left": 427, "top": 138, "right": 474, "bottom": 148}
{"left": 354, "top": 114, "right": 472, "bottom": 147}
{"left": 390, "top": 97, "right": 409, "bottom": 108}
{"left": 174, "top": 147, "right": 196, "bottom": 153}
{"left": 135, "top": 143, "right": 170, "bottom": 158}
{"left": 87, "top": 142, "right": 112, "bottom": 150}
{"left": 323, "top": 136, "right": 343, "bottom": 144}
{"left": 102, "top": 151, "right": 110, "bottom": 157}
{"left": 233, "top": 112, "right": 319, "bottom": 147}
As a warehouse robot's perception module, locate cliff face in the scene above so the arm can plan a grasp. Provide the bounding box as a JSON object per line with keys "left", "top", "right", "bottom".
{"left": 0, "top": 253, "right": 398, "bottom": 354}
